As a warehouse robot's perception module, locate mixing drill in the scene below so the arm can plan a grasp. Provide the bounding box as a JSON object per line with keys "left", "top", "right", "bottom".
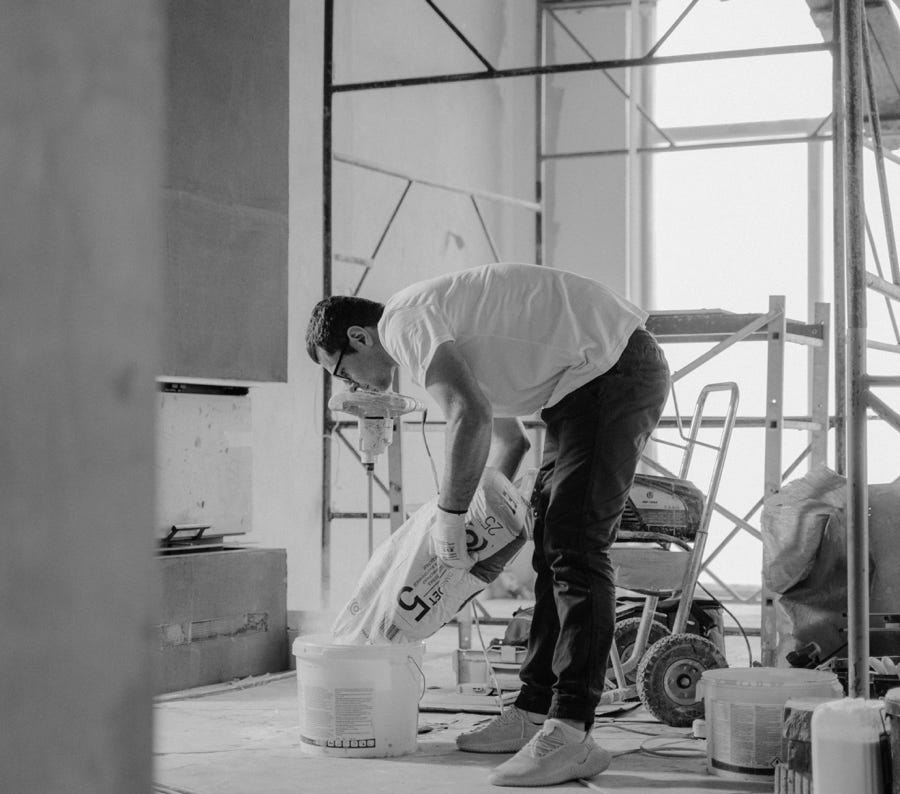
{"left": 328, "top": 389, "right": 425, "bottom": 554}
{"left": 328, "top": 389, "right": 425, "bottom": 468}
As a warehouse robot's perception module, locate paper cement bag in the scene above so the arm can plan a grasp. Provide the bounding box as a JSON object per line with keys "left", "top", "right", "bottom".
{"left": 331, "top": 467, "right": 532, "bottom": 645}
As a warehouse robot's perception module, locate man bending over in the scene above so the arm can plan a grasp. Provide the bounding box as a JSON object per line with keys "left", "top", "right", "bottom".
{"left": 305, "top": 262, "right": 669, "bottom": 787}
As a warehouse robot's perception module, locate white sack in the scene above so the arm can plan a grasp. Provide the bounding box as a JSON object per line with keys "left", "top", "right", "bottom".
{"left": 761, "top": 466, "right": 845, "bottom": 594}
{"left": 332, "top": 467, "right": 532, "bottom": 645}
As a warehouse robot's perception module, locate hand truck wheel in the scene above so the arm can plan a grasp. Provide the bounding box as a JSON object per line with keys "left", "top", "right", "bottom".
{"left": 635, "top": 632, "right": 727, "bottom": 727}
{"left": 612, "top": 617, "right": 669, "bottom": 686}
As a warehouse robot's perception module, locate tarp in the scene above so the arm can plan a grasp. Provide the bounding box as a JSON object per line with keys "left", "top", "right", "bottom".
{"left": 762, "top": 466, "right": 878, "bottom": 662}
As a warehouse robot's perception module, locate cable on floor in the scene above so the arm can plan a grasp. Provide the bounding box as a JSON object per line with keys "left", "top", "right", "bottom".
{"left": 591, "top": 719, "right": 700, "bottom": 759}
{"left": 471, "top": 598, "right": 506, "bottom": 710}
{"left": 596, "top": 721, "right": 674, "bottom": 737}
{"left": 420, "top": 408, "right": 441, "bottom": 493}
{"left": 639, "top": 734, "right": 706, "bottom": 758}
{"left": 599, "top": 735, "right": 706, "bottom": 762}
{"left": 696, "top": 580, "right": 755, "bottom": 666}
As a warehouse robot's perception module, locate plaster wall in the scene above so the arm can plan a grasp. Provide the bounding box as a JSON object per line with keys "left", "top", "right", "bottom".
{"left": 155, "top": 1, "right": 319, "bottom": 614}
{"left": 542, "top": 2, "right": 654, "bottom": 302}
{"left": 0, "top": 3, "right": 163, "bottom": 790}
{"left": 329, "top": 0, "right": 538, "bottom": 300}
{"left": 155, "top": 392, "right": 252, "bottom": 537}
{"left": 308, "top": 1, "right": 540, "bottom": 610}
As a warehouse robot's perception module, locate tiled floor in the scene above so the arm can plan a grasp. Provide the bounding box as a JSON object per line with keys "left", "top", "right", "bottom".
{"left": 154, "top": 600, "right": 771, "bottom": 794}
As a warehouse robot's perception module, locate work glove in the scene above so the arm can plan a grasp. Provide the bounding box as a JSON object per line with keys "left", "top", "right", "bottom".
{"left": 432, "top": 506, "right": 473, "bottom": 569}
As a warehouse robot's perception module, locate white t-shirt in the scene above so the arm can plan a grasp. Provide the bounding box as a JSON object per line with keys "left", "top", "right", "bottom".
{"left": 378, "top": 263, "right": 647, "bottom": 417}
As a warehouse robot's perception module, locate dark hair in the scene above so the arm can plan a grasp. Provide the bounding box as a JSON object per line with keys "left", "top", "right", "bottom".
{"left": 305, "top": 295, "right": 385, "bottom": 364}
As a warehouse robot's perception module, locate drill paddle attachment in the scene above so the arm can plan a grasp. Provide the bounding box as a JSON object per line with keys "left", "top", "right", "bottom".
{"left": 328, "top": 389, "right": 425, "bottom": 467}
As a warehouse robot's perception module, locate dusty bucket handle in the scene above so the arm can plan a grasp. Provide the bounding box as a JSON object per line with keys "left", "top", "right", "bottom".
{"left": 408, "top": 655, "right": 426, "bottom": 701}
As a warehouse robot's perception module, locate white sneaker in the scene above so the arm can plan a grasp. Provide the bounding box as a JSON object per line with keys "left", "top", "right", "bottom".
{"left": 456, "top": 706, "right": 544, "bottom": 753}
{"left": 488, "top": 718, "right": 611, "bottom": 787}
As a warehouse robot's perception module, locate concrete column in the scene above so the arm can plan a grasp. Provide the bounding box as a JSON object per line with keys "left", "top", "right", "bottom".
{"left": 543, "top": 2, "right": 651, "bottom": 296}
{"left": 0, "top": 3, "right": 163, "bottom": 791}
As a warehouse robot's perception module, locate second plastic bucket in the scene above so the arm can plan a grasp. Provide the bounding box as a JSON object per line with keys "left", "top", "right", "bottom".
{"left": 812, "top": 698, "right": 888, "bottom": 794}
{"left": 293, "top": 635, "right": 425, "bottom": 758}
{"left": 698, "top": 667, "right": 843, "bottom": 781}
{"left": 883, "top": 688, "right": 900, "bottom": 794}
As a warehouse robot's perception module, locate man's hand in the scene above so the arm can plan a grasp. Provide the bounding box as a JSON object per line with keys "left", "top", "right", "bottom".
{"left": 432, "top": 506, "right": 473, "bottom": 569}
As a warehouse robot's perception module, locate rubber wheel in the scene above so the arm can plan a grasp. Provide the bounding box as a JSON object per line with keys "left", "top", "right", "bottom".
{"left": 635, "top": 633, "right": 727, "bottom": 727}
{"left": 613, "top": 618, "right": 669, "bottom": 685}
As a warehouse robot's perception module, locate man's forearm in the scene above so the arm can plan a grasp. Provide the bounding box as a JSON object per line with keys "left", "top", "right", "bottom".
{"left": 490, "top": 417, "right": 531, "bottom": 481}
{"left": 438, "top": 408, "right": 492, "bottom": 512}
{"left": 422, "top": 340, "right": 494, "bottom": 513}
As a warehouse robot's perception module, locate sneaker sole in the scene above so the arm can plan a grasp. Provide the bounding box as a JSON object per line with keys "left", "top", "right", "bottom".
{"left": 489, "top": 745, "right": 612, "bottom": 786}
{"left": 456, "top": 736, "right": 534, "bottom": 754}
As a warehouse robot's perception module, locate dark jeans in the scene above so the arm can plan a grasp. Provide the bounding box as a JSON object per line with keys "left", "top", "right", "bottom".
{"left": 514, "top": 327, "right": 670, "bottom": 727}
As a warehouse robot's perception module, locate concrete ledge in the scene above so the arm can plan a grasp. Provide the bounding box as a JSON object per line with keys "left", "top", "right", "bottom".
{"left": 156, "top": 548, "right": 288, "bottom": 693}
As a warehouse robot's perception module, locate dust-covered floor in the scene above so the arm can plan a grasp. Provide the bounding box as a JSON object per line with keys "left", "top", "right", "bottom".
{"left": 154, "top": 599, "right": 768, "bottom": 794}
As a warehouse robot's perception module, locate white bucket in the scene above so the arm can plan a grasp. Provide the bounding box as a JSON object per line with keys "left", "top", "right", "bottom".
{"left": 698, "top": 667, "right": 843, "bottom": 781}
{"left": 812, "top": 699, "right": 887, "bottom": 794}
{"left": 292, "top": 635, "right": 425, "bottom": 758}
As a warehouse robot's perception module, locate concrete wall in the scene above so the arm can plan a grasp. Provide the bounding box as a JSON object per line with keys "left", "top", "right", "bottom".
{"left": 0, "top": 2, "right": 163, "bottom": 790}
{"left": 543, "top": 2, "right": 654, "bottom": 302}
{"left": 163, "top": 0, "right": 289, "bottom": 382}
{"left": 156, "top": 549, "right": 288, "bottom": 692}
{"left": 155, "top": 391, "right": 252, "bottom": 537}
{"left": 250, "top": 0, "right": 328, "bottom": 614}
{"left": 329, "top": 1, "right": 538, "bottom": 300}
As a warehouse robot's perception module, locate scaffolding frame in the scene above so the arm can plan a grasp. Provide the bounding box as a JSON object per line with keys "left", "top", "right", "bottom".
{"left": 321, "top": 0, "right": 900, "bottom": 696}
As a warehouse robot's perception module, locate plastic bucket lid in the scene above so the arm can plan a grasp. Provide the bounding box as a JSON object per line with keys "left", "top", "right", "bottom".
{"left": 698, "top": 667, "right": 840, "bottom": 697}
{"left": 701, "top": 667, "right": 838, "bottom": 687}
{"left": 698, "top": 667, "right": 842, "bottom": 705}
{"left": 293, "top": 634, "right": 424, "bottom": 660}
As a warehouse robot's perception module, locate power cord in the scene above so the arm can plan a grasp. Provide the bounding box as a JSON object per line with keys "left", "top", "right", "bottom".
{"left": 420, "top": 408, "right": 441, "bottom": 494}
{"left": 470, "top": 599, "right": 506, "bottom": 711}
{"left": 591, "top": 720, "right": 704, "bottom": 759}
{"left": 696, "top": 581, "right": 755, "bottom": 666}
{"left": 639, "top": 735, "right": 706, "bottom": 758}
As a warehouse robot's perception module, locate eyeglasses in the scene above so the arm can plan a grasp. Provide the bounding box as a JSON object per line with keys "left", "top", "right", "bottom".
{"left": 330, "top": 338, "right": 352, "bottom": 383}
